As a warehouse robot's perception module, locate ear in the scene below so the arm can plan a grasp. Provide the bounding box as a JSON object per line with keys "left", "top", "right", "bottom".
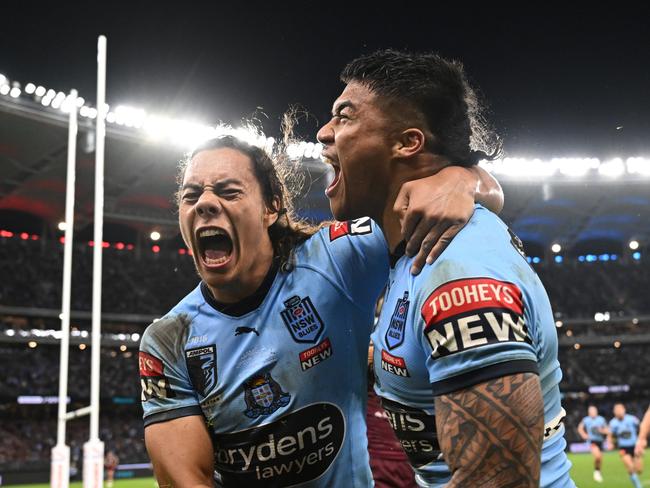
{"left": 264, "top": 196, "right": 281, "bottom": 227}
{"left": 393, "top": 128, "right": 427, "bottom": 159}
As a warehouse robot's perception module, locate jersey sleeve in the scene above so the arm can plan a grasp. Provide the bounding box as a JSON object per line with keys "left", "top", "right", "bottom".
{"left": 413, "top": 257, "right": 539, "bottom": 396}
{"left": 318, "top": 217, "right": 389, "bottom": 306}
{"left": 139, "top": 315, "right": 203, "bottom": 427}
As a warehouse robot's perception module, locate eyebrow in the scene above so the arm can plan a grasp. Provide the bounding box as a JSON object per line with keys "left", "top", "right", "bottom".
{"left": 332, "top": 100, "right": 356, "bottom": 116}
{"left": 181, "top": 178, "right": 243, "bottom": 192}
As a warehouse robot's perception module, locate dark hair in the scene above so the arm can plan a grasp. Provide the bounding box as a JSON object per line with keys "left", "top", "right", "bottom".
{"left": 341, "top": 49, "right": 502, "bottom": 167}
{"left": 177, "top": 134, "right": 319, "bottom": 270}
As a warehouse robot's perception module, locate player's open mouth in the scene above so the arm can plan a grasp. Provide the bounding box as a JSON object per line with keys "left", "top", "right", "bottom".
{"left": 196, "top": 227, "right": 234, "bottom": 269}
{"left": 323, "top": 156, "right": 341, "bottom": 197}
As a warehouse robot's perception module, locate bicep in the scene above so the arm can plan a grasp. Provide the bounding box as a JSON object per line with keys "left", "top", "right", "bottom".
{"left": 145, "top": 415, "right": 214, "bottom": 487}
{"left": 434, "top": 372, "right": 544, "bottom": 488}
{"left": 472, "top": 165, "right": 504, "bottom": 214}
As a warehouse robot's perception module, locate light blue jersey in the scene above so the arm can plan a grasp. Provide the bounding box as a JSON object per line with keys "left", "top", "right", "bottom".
{"left": 610, "top": 414, "right": 639, "bottom": 448}
{"left": 582, "top": 415, "right": 607, "bottom": 442}
{"left": 372, "top": 204, "right": 574, "bottom": 488}
{"left": 140, "top": 218, "right": 388, "bottom": 487}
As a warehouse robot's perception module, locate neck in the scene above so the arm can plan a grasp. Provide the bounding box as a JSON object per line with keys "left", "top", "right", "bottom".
{"left": 379, "top": 155, "right": 450, "bottom": 252}
{"left": 207, "top": 243, "right": 275, "bottom": 304}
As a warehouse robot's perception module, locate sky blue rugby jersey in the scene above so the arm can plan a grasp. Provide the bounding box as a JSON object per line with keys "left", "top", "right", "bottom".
{"left": 609, "top": 414, "right": 640, "bottom": 448}
{"left": 581, "top": 415, "right": 607, "bottom": 442}
{"left": 140, "top": 218, "right": 388, "bottom": 487}
{"left": 371, "top": 204, "right": 574, "bottom": 488}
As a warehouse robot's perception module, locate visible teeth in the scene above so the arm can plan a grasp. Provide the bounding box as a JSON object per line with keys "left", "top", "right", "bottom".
{"left": 205, "top": 256, "right": 229, "bottom": 265}
{"left": 199, "top": 228, "right": 226, "bottom": 238}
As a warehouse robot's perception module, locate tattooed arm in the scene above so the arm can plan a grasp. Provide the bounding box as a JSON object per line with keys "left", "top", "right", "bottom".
{"left": 434, "top": 372, "right": 544, "bottom": 488}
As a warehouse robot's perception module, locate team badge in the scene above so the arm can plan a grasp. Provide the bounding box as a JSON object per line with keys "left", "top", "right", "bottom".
{"left": 385, "top": 291, "right": 410, "bottom": 350}
{"left": 280, "top": 295, "right": 325, "bottom": 343}
{"left": 243, "top": 373, "right": 291, "bottom": 418}
{"left": 328, "top": 217, "right": 372, "bottom": 241}
{"left": 185, "top": 345, "right": 217, "bottom": 397}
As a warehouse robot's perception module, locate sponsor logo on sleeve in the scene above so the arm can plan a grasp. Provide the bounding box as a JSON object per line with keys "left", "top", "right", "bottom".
{"left": 185, "top": 345, "right": 217, "bottom": 397}
{"left": 243, "top": 373, "right": 291, "bottom": 419}
{"left": 213, "top": 403, "right": 345, "bottom": 486}
{"left": 299, "top": 338, "right": 333, "bottom": 371}
{"left": 380, "top": 349, "right": 410, "bottom": 377}
{"left": 281, "top": 296, "right": 325, "bottom": 344}
{"left": 421, "top": 277, "right": 531, "bottom": 359}
{"left": 385, "top": 291, "right": 410, "bottom": 350}
{"left": 328, "top": 217, "right": 372, "bottom": 241}
{"left": 139, "top": 351, "right": 175, "bottom": 401}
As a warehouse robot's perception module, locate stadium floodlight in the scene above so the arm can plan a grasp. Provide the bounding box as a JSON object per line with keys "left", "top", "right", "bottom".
{"left": 150, "top": 231, "right": 161, "bottom": 241}
{"left": 614, "top": 341, "right": 621, "bottom": 348}
{"left": 555, "top": 320, "right": 563, "bottom": 328}
{"left": 28, "top": 341, "right": 38, "bottom": 348}
{"left": 35, "top": 85, "right": 46, "bottom": 97}
{"left": 555, "top": 158, "right": 599, "bottom": 177}
{"left": 5, "top": 329, "right": 15, "bottom": 336}
{"left": 79, "top": 344, "right": 86, "bottom": 350}
{"left": 9, "top": 87, "right": 20, "bottom": 98}
{"left": 626, "top": 157, "right": 650, "bottom": 176}
{"left": 551, "top": 243, "right": 561, "bottom": 253}
{"left": 25, "top": 83, "right": 36, "bottom": 94}
{"left": 46, "top": 89, "right": 56, "bottom": 98}
{"left": 76, "top": 96, "right": 85, "bottom": 108}
{"left": 483, "top": 158, "right": 557, "bottom": 178}
{"left": 629, "top": 240, "right": 639, "bottom": 250}
{"left": 574, "top": 343, "right": 581, "bottom": 350}
{"left": 58, "top": 222, "right": 67, "bottom": 231}
{"left": 131, "top": 333, "right": 140, "bottom": 341}
{"left": 598, "top": 158, "right": 625, "bottom": 178}
{"left": 0, "top": 84, "right": 9, "bottom": 96}
{"left": 594, "top": 312, "right": 604, "bottom": 322}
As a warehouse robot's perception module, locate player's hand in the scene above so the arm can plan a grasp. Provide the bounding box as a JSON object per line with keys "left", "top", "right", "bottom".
{"left": 394, "top": 166, "right": 477, "bottom": 275}
{"left": 635, "top": 438, "right": 647, "bottom": 457}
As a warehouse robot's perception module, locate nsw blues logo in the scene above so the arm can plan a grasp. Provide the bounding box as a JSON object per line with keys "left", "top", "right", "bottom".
{"left": 280, "top": 296, "right": 325, "bottom": 344}
{"left": 385, "top": 291, "right": 410, "bottom": 350}
{"left": 243, "top": 373, "right": 291, "bottom": 418}
{"left": 185, "top": 345, "right": 217, "bottom": 397}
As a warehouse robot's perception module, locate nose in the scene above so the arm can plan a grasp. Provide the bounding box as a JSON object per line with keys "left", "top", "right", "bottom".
{"left": 317, "top": 120, "right": 334, "bottom": 145}
{"left": 195, "top": 192, "right": 222, "bottom": 218}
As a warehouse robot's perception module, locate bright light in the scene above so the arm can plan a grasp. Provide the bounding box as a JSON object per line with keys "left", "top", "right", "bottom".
{"left": 28, "top": 341, "right": 37, "bottom": 348}
{"left": 150, "top": 231, "right": 161, "bottom": 241}
{"left": 551, "top": 243, "right": 561, "bottom": 253}
{"left": 555, "top": 158, "right": 599, "bottom": 177}
{"left": 482, "top": 158, "right": 557, "bottom": 178}
{"left": 594, "top": 312, "right": 604, "bottom": 322}
{"left": 0, "top": 74, "right": 6, "bottom": 85}
{"left": 76, "top": 97, "right": 85, "bottom": 107}
{"left": 9, "top": 87, "right": 20, "bottom": 98}
{"left": 58, "top": 221, "right": 67, "bottom": 231}
{"left": 131, "top": 333, "right": 140, "bottom": 341}
{"left": 574, "top": 343, "right": 581, "bottom": 350}
{"left": 566, "top": 330, "right": 573, "bottom": 337}
{"left": 629, "top": 240, "right": 639, "bottom": 250}
{"left": 614, "top": 341, "right": 621, "bottom": 348}
{"left": 626, "top": 157, "right": 650, "bottom": 176}
{"left": 25, "top": 83, "right": 36, "bottom": 94}
{"left": 5, "top": 329, "right": 15, "bottom": 336}
{"left": 79, "top": 344, "right": 86, "bottom": 350}
{"left": 554, "top": 256, "right": 563, "bottom": 263}
{"left": 35, "top": 86, "right": 46, "bottom": 97}
{"left": 0, "top": 85, "right": 9, "bottom": 96}
{"left": 120, "top": 345, "right": 127, "bottom": 352}
{"left": 632, "top": 252, "right": 641, "bottom": 260}
{"left": 598, "top": 158, "right": 625, "bottom": 177}
{"left": 555, "top": 320, "right": 563, "bottom": 328}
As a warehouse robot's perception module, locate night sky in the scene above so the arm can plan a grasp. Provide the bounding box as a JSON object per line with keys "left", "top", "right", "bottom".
{"left": 2, "top": 3, "right": 649, "bottom": 157}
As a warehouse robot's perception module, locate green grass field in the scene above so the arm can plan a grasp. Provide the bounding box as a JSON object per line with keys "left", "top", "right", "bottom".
{"left": 4, "top": 452, "right": 650, "bottom": 487}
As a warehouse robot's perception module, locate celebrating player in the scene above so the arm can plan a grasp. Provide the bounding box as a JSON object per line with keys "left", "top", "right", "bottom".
{"left": 317, "top": 49, "right": 574, "bottom": 487}
{"left": 609, "top": 403, "right": 643, "bottom": 488}
{"left": 140, "top": 134, "right": 501, "bottom": 486}
{"left": 578, "top": 405, "right": 608, "bottom": 482}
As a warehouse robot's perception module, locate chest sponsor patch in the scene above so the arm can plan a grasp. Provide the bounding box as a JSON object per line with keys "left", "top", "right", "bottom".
{"left": 281, "top": 295, "right": 325, "bottom": 344}
{"left": 243, "top": 373, "right": 291, "bottom": 419}
{"left": 328, "top": 217, "right": 372, "bottom": 241}
{"left": 381, "top": 397, "right": 443, "bottom": 469}
{"left": 385, "top": 291, "right": 409, "bottom": 350}
{"left": 380, "top": 349, "right": 410, "bottom": 377}
{"left": 421, "top": 277, "right": 531, "bottom": 359}
{"left": 185, "top": 345, "right": 217, "bottom": 397}
{"left": 139, "top": 351, "right": 175, "bottom": 401}
{"left": 299, "top": 338, "right": 333, "bottom": 371}
{"left": 211, "top": 402, "right": 345, "bottom": 487}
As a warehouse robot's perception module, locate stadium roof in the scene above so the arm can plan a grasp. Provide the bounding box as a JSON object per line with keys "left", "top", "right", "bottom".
{"left": 0, "top": 83, "right": 649, "bottom": 251}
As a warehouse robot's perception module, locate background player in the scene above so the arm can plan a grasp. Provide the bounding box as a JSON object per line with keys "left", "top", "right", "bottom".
{"left": 577, "top": 405, "right": 608, "bottom": 482}
{"left": 104, "top": 450, "right": 119, "bottom": 488}
{"left": 609, "top": 403, "right": 643, "bottom": 488}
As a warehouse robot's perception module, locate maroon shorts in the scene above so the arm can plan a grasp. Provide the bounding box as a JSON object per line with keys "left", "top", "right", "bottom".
{"left": 370, "top": 456, "right": 418, "bottom": 488}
